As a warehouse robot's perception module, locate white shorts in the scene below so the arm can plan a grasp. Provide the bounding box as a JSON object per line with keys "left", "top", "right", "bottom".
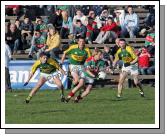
{"left": 69, "top": 64, "right": 83, "bottom": 76}
{"left": 122, "top": 64, "right": 139, "bottom": 75}
{"left": 40, "top": 71, "right": 61, "bottom": 83}
{"left": 80, "top": 72, "right": 94, "bottom": 84}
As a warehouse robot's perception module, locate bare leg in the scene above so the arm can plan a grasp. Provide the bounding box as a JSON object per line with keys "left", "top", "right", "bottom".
{"left": 133, "top": 74, "right": 144, "bottom": 97}
{"left": 25, "top": 77, "right": 46, "bottom": 103}
{"left": 71, "top": 72, "right": 80, "bottom": 86}
{"left": 66, "top": 79, "right": 85, "bottom": 102}
{"left": 53, "top": 77, "right": 65, "bottom": 101}
{"left": 117, "top": 71, "right": 128, "bottom": 97}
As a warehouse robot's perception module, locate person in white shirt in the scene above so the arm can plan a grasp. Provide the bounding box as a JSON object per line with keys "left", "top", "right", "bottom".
{"left": 114, "top": 9, "right": 126, "bottom": 37}
{"left": 123, "top": 6, "right": 139, "bottom": 38}
{"left": 5, "top": 43, "right": 12, "bottom": 92}
{"left": 73, "top": 9, "right": 88, "bottom": 26}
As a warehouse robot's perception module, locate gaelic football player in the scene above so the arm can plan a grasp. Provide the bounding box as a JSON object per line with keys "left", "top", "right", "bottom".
{"left": 61, "top": 37, "right": 91, "bottom": 88}
{"left": 113, "top": 39, "right": 144, "bottom": 98}
{"left": 65, "top": 48, "right": 103, "bottom": 103}
{"left": 24, "top": 52, "right": 66, "bottom": 103}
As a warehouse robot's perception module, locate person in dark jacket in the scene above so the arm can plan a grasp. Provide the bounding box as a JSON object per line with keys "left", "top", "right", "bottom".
{"left": 6, "top": 24, "right": 21, "bottom": 54}
{"left": 73, "top": 19, "right": 87, "bottom": 39}
{"left": 48, "top": 8, "right": 63, "bottom": 32}
{"left": 20, "top": 16, "right": 34, "bottom": 49}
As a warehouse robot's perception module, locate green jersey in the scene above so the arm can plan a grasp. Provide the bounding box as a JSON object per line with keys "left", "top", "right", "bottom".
{"left": 64, "top": 44, "right": 91, "bottom": 65}
{"left": 31, "top": 58, "right": 60, "bottom": 74}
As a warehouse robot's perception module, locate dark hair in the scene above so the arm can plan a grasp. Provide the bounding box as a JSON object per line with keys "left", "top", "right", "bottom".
{"left": 35, "top": 30, "right": 41, "bottom": 33}
{"left": 119, "top": 39, "right": 126, "bottom": 42}
{"left": 88, "top": 17, "right": 94, "bottom": 21}
{"left": 39, "top": 52, "right": 48, "bottom": 58}
{"left": 76, "top": 8, "right": 81, "bottom": 12}
{"left": 78, "top": 37, "right": 85, "bottom": 41}
{"left": 127, "top": 5, "right": 133, "bottom": 9}
{"left": 76, "top": 19, "right": 81, "bottom": 23}
{"left": 36, "top": 16, "right": 42, "bottom": 19}
{"left": 108, "top": 17, "right": 113, "bottom": 20}
{"left": 15, "top": 19, "right": 19, "bottom": 22}
{"left": 24, "top": 15, "right": 29, "bottom": 19}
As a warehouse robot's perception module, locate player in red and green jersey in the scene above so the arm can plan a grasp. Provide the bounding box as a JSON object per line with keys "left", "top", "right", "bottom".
{"left": 113, "top": 39, "right": 144, "bottom": 98}
{"left": 24, "top": 52, "right": 67, "bottom": 103}
{"left": 65, "top": 48, "right": 103, "bottom": 103}
{"left": 61, "top": 37, "right": 91, "bottom": 88}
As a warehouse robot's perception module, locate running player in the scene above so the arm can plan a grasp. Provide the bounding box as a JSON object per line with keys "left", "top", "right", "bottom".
{"left": 24, "top": 52, "right": 67, "bottom": 103}
{"left": 65, "top": 48, "right": 103, "bottom": 103}
{"left": 112, "top": 39, "right": 144, "bottom": 98}
{"left": 61, "top": 37, "right": 91, "bottom": 88}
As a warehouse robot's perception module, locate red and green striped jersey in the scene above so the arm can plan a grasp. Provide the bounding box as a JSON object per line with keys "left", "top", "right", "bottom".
{"left": 83, "top": 57, "right": 106, "bottom": 78}
{"left": 145, "top": 33, "right": 155, "bottom": 47}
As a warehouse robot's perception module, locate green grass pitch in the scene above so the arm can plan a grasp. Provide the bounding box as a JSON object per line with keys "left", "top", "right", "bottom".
{"left": 5, "top": 86, "right": 155, "bottom": 124}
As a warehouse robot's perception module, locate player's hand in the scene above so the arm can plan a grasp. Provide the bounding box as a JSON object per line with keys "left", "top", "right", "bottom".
{"left": 124, "top": 62, "right": 130, "bottom": 67}
{"left": 23, "top": 82, "right": 28, "bottom": 86}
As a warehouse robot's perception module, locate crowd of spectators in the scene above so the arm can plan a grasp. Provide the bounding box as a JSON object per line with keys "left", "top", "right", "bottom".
{"left": 5, "top": 5, "right": 155, "bottom": 76}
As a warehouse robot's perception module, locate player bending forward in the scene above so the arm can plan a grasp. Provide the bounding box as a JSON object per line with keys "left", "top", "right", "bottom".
{"left": 112, "top": 39, "right": 144, "bottom": 98}
{"left": 24, "top": 52, "right": 66, "bottom": 103}
{"left": 65, "top": 48, "right": 103, "bottom": 103}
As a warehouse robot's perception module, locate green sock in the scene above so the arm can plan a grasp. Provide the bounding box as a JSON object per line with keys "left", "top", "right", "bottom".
{"left": 26, "top": 96, "right": 32, "bottom": 101}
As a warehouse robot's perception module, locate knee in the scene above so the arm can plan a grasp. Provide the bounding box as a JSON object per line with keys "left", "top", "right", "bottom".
{"left": 119, "top": 80, "right": 124, "bottom": 85}
{"left": 73, "top": 80, "right": 79, "bottom": 85}
{"left": 57, "top": 84, "right": 63, "bottom": 89}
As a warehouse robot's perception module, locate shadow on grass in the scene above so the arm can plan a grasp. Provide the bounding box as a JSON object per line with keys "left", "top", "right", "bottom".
{"left": 31, "top": 109, "right": 72, "bottom": 115}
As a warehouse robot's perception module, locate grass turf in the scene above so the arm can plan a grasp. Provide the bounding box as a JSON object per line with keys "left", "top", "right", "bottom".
{"left": 5, "top": 86, "right": 155, "bottom": 124}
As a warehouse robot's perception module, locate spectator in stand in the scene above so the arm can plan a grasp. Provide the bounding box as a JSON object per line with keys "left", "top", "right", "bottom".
{"left": 20, "top": 16, "right": 34, "bottom": 49}
{"left": 138, "top": 47, "right": 151, "bottom": 75}
{"left": 6, "top": 24, "right": 21, "bottom": 55}
{"left": 92, "top": 5, "right": 105, "bottom": 16}
{"left": 147, "top": 62, "right": 155, "bottom": 75}
{"left": 95, "top": 9, "right": 111, "bottom": 29}
{"left": 144, "top": 6, "right": 155, "bottom": 28}
{"left": 60, "top": 11, "right": 73, "bottom": 39}
{"left": 144, "top": 29, "right": 155, "bottom": 57}
{"left": 102, "top": 45, "right": 113, "bottom": 72}
{"left": 123, "top": 6, "right": 139, "bottom": 38}
{"left": 48, "top": 8, "right": 63, "bottom": 32}
{"left": 73, "top": 19, "right": 87, "bottom": 39}
{"left": 43, "top": 5, "right": 55, "bottom": 17}
{"left": 45, "top": 27, "right": 61, "bottom": 59}
{"left": 94, "top": 17, "right": 119, "bottom": 44}
{"left": 88, "top": 10, "right": 96, "bottom": 20}
{"left": 86, "top": 17, "right": 98, "bottom": 44}
{"left": 34, "top": 16, "right": 48, "bottom": 38}
{"left": 5, "top": 43, "right": 12, "bottom": 92}
{"left": 28, "top": 30, "right": 46, "bottom": 59}
{"left": 15, "top": 19, "right": 21, "bottom": 30}
{"left": 56, "top": 5, "right": 75, "bottom": 18}
{"left": 5, "top": 5, "right": 21, "bottom": 16}
{"left": 73, "top": 9, "right": 88, "bottom": 26}
{"left": 110, "top": 38, "right": 120, "bottom": 60}
{"left": 80, "top": 5, "right": 91, "bottom": 16}
{"left": 114, "top": 9, "right": 126, "bottom": 37}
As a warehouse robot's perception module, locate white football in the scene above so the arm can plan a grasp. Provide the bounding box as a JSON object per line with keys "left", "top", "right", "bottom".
{"left": 98, "top": 71, "right": 107, "bottom": 79}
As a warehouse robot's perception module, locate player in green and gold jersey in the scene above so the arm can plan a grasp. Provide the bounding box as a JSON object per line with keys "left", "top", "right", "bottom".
{"left": 24, "top": 52, "right": 66, "bottom": 103}
{"left": 65, "top": 48, "right": 103, "bottom": 103}
{"left": 113, "top": 39, "right": 144, "bottom": 98}
{"left": 61, "top": 37, "right": 91, "bottom": 88}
